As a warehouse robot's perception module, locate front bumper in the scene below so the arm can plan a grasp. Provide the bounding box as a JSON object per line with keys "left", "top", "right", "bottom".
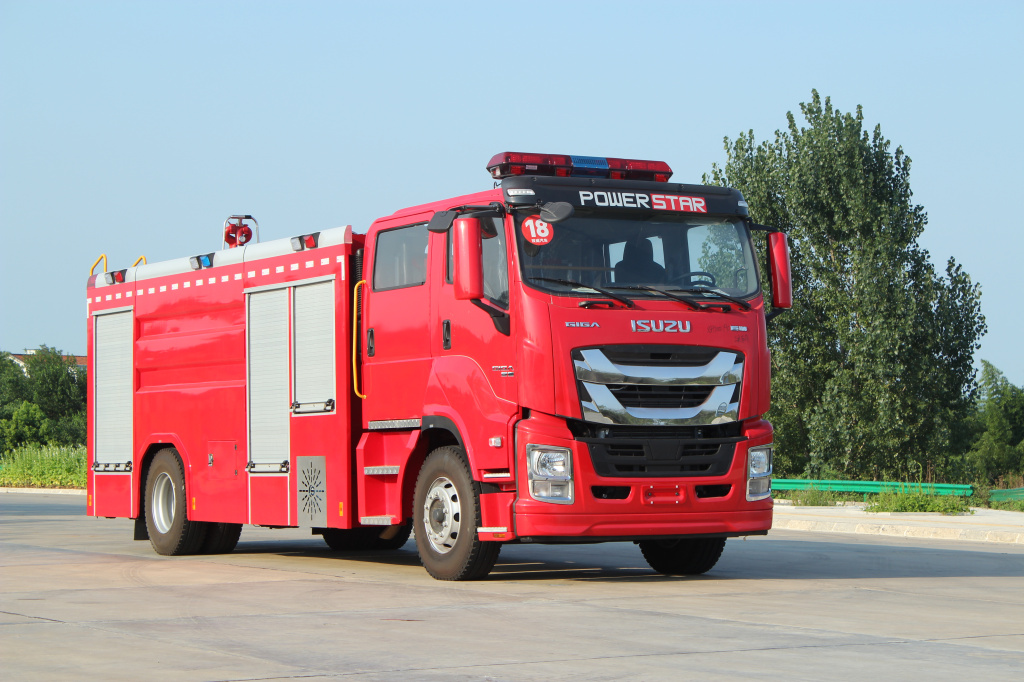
{"left": 511, "top": 412, "right": 773, "bottom": 541}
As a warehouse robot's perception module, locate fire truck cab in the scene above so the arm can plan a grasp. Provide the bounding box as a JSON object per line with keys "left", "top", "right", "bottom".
{"left": 87, "top": 152, "right": 792, "bottom": 580}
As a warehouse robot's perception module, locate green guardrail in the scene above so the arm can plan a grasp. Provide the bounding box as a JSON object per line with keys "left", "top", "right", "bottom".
{"left": 990, "top": 487, "right": 1024, "bottom": 502}
{"left": 772, "top": 479, "right": 974, "bottom": 497}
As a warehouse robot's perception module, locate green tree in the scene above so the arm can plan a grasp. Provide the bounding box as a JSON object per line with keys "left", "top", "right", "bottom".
{"left": 707, "top": 91, "right": 985, "bottom": 480}
{"left": 0, "top": 401, "right": 50, "bottom": 451}
{"left": 23, "top": 346, "right": 86, "bottom": 421}
{"left": 968, "top": 361, "right": 1024, "bottom": 482}
{"left": 0, "top": 352, "right": 31, "bottom": 419}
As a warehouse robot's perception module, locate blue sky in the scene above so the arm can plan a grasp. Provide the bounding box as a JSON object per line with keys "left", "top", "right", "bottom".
{"left": 2, "top": 0, "right": 1022, "bottom": 385}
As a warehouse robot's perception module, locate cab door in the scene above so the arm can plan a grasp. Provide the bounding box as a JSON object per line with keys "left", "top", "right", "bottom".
{"left": 431, "top": 215, "right": 518, "bottom": 468}
{"left": 362, "top": 222, "right": 432, "bottom": 425}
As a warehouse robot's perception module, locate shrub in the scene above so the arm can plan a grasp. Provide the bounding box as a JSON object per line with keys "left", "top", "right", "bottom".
{"left": 0, "top": 443, "right": 86, "bottom": 488}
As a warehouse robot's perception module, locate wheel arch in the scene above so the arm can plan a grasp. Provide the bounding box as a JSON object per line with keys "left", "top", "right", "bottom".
{"left": 134, "top": 435, "right": 192, "bottom": 525}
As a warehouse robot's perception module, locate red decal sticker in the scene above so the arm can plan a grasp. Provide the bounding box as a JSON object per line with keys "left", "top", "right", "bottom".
{"left": 522, "top": 215, "right": 553, "bottom": 245}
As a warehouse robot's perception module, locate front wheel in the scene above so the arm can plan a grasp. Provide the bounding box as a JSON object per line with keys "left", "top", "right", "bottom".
{"left": 413, "top": 446, "right": 500, "bottom": 581}
{"left": 144, "top": 448, "right": 208, "bottom": 555}
{"left": 639, "top": 537, "right": 726, "bottom": 576}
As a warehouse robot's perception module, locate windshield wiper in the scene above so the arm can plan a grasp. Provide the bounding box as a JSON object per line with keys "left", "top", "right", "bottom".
{"left": 533, "top": 277, "right": 635, "bottom": 308}
{"left": 677, "top": 285, "right": 752, "bottom": 310}
{"left": 607, "top": 285, "right": 703, "bottom": 311}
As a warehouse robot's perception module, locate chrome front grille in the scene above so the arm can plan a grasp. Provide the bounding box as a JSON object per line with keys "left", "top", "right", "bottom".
{"left": 607, "top": 384, "right": 716, "bottom": 409}
{"left": 573, "top": 345, "right": 743, "bottom": 426}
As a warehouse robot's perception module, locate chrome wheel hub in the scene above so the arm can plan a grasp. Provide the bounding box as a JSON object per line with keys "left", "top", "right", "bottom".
{"left": 152, "top": 472, "right": 176, "bottom": 534}
{"left": 422, "top": 476, "right": 460, "bottom": 554}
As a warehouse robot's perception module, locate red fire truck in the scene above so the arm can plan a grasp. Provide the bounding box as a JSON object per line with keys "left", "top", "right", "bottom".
{"left": 86, "top": 152, "right": 792, "bottom": 580}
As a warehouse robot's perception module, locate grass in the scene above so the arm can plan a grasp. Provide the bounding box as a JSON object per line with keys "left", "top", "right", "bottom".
{"left": 865, "top": 489, "right": 973, "bottom": 515}
{"left": 784, "top": 484, "right": 976, "bottom": 515}
{"left": 788, "top": 487, "right": 863, "bottom": 507}
{"left": 989, "top": 499, "right": 1024, "bottom": 513}
{"left": 0, "top": 443, "right": 87, "bottom": 488}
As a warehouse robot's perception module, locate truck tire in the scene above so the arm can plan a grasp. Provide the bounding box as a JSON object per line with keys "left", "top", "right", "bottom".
{"left": 413, "top": 446, "right": 500, "bottom": 581}
{"left": 144, "top": 448, "right": 207, "bottom": 555}
{"left": 321, "top": 523, "right": 412, "bottom": 551}
{"left": 200, "top": 522, "right": 242, "bottom": 554}
{"left": 639, "top": 537, "right": 726, "bottom": 576}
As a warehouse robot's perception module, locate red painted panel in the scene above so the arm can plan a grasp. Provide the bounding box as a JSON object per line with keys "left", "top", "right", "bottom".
{"left": 93, "top": 473, "right": 132, "bottom": 518}
{"left": 249, "top": 475, "right": 290, "bottom": 526}
{"left": 191, "top": 440, "right": 247, "bottom": 523}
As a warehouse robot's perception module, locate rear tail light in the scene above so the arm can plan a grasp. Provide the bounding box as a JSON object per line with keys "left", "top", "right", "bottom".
{"left": 103, "top": 270, "right": 127, "bottom": 285}
{"left": 488, "top": 152, "right": 673, "bottom": 182}
{"left": 291, "top": 232, "right": 320, "bottom": 251}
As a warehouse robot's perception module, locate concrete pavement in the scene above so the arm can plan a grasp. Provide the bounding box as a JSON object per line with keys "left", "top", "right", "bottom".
{"left": 3, "top": 492, "right": 1023, "bottom": 681}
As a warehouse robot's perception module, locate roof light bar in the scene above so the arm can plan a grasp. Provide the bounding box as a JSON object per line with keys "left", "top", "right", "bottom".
{"left": 487, "top": 152, "right": 673, "bottom": 182}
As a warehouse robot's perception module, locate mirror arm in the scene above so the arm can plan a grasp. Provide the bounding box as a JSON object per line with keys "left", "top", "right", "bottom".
{"left": 765, "top": 307, "right": 788, "bottom": 325}
{"left": 470, "top": 299, "right": 511, "bottom": 336}
{"left": 746, "top": 219, "right": 783, "bottom": 233}
{"left": 428, "top": 203, "right": 506, "bottom": 233}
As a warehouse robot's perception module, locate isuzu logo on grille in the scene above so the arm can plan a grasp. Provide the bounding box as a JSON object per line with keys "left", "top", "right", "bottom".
{"left": 631, "top": 320, "right": 691, "bottom": 333}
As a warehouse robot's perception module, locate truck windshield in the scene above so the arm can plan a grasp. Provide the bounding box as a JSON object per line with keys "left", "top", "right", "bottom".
{"left": 513, "top": 210, "right": 759, "bottom": 300}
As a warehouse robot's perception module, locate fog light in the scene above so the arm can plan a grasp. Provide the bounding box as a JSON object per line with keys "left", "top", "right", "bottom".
{"left": 746, "top": 444, "right": 773, "bottom": 502}
{"left": 747, "top": 477, "right": 771, "bottom": 498}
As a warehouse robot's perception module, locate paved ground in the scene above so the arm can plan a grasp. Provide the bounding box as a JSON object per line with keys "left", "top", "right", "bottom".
{"left": 2, "top": 494, "right": 1023, "bottom": 681}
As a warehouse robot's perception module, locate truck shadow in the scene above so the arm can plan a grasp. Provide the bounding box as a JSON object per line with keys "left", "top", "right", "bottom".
{"left": 233, "top": 534, "right": 1024, "bottom": 582}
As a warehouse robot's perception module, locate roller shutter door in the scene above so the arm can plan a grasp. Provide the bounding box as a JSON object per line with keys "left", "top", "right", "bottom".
{"left": 94, "top": 311, "right": 134, "bottom": 465}
{"left": 292, "top": 281, "right": 335, "bottom": 410}
{"left": 248, "top": 289, "right": 290, "bottom": 465}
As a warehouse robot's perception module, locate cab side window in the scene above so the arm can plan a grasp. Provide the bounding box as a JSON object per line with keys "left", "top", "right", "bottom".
{"left": 373, "top": 224, "right": 429, "bottom": 290}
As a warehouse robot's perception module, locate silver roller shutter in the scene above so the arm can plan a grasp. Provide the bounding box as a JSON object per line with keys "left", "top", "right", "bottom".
{"left": 292, "top": 281, "right": 335, "bottom": 411}
{"left": 248, "top": 289, "right": 290, "bottom": 465}
{"left": 94, "top": 311, "right": 134, "bottom": 465}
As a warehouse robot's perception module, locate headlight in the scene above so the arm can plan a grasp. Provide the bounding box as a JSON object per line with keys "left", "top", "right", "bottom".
{"left": 527, "top": 444, "right": 574, "bottom": 504}
{"left": 746, "top": 445, "right": 773, "bottom": 501}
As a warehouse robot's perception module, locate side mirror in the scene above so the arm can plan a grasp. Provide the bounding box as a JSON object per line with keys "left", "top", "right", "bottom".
{"left": 768, "top": 232, "right": 792, "bottom": 309}
{"left": 453, "top": 217, "right": 484, "bottom": 300}
{"left": 539, "top": 202, "right": 574, "bottom": 223}
{"left": 427, "top": 210, "right": 457, "bottom": 233}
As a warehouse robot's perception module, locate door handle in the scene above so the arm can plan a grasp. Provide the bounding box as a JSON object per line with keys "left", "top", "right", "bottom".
{"left": 442, "top": 319, "right": 451, "bottom": 350}
{"left": 367, "top": 328, "right": 375, "bottom": 357}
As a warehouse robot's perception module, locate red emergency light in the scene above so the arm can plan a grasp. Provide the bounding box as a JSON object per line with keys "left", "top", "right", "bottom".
{"left": 487, "top": 152, "right": 673, "bottom": 182}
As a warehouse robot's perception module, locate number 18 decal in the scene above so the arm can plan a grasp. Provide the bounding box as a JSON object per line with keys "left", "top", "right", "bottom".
{"left": 521, "top": 215, "right": 553, "bottom": 245}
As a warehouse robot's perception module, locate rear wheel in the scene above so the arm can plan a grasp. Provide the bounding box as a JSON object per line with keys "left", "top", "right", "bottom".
{"left": 639, "top": 537, "right": 726, "bottom": 576}
{"left": 200, "top": 522, "right": 242, "bottom": 554}
{"left": 413, "top": 446, "right": 500, "bottom": 581}
{"left": 144, "top": 448, "right": 207, "bottom": 555}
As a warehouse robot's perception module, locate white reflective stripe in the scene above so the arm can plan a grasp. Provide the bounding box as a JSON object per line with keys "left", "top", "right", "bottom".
{"left": 292, "top": 281, "right": 335, "bottom": 406}
{"left": 94, "top": 311, "right": 133, "bottom": 465}
{"left": 248, "top": 289, "right": 290, "bottom": 465}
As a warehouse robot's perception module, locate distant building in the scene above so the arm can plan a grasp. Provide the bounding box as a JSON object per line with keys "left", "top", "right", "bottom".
{"left": 6, "top": 349, "right": 88, "bottom": 376}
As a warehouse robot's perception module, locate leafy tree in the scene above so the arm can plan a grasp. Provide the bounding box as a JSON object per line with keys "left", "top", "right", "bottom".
{"left": 707, "top": 91, "right": 986, "bottom": 480}
{"left": 968, "top": 361, "right": 1024, "bottom": 482}
{"left": 0, "top": 401, "right": 50, "bottom": 451}
{"left": 0, "top": 353, "right": 31, "bottom": 419}
{"left": 24, "top": 346, "right": 86, "bottom": 421}
{"left": 0, "top": 348, "right": 87, "bottom": 451}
